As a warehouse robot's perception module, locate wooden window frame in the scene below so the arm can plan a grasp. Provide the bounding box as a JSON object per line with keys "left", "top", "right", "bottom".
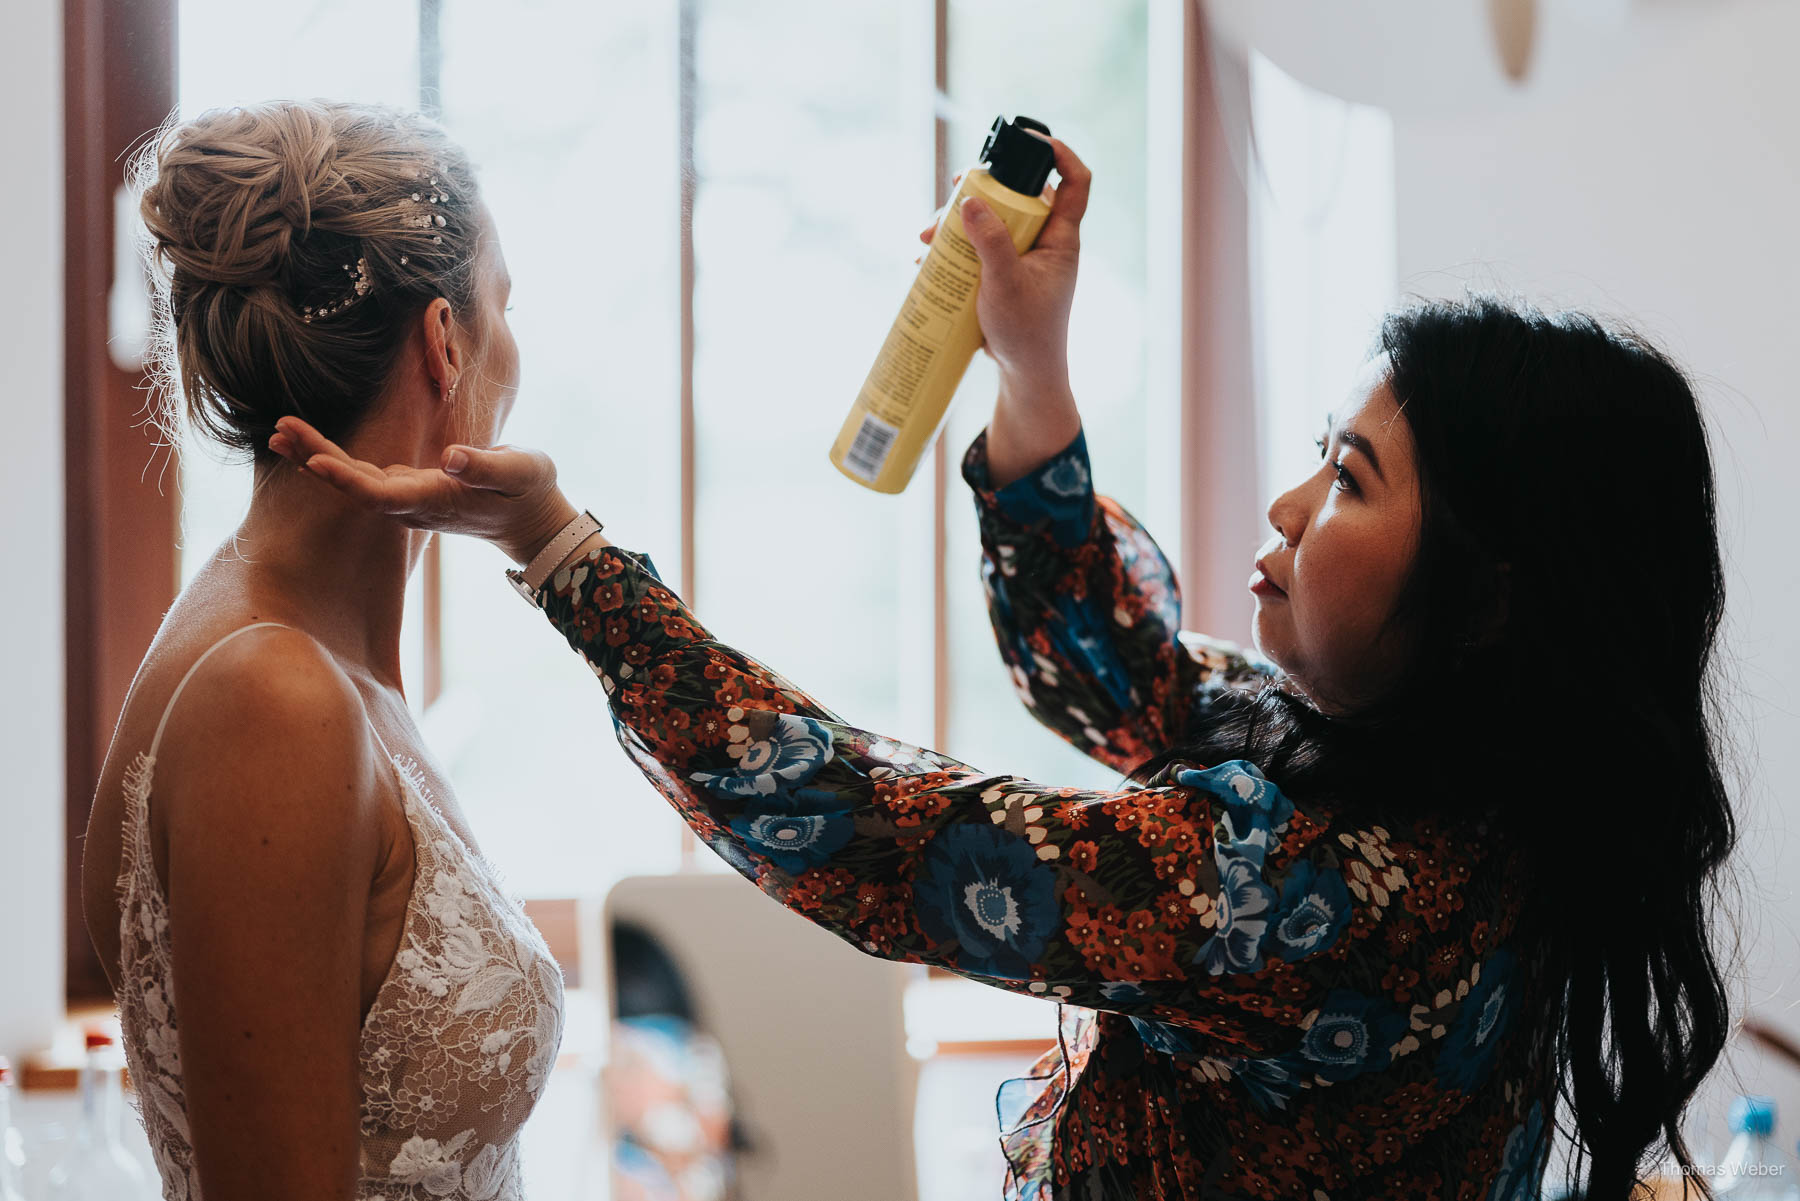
{"left": 62, "top": 0, "right": 1251, "bottom": 1003}
{"left": 63, "top": 0, "right": 181, "bottom": 1003}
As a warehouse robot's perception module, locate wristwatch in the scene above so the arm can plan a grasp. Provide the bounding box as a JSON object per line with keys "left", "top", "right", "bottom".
{"left": 507, "top": 510, "right": 604, "bottom": 603}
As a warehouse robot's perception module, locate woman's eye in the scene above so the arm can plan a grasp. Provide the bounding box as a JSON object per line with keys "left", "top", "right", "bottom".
{"left": 1315, "top": 434, "right": 1354, "bottom": 492}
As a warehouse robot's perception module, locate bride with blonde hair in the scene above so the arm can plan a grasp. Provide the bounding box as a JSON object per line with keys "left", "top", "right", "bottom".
{"left": 83, "top": 99, "right": 565, "bottom": 1200}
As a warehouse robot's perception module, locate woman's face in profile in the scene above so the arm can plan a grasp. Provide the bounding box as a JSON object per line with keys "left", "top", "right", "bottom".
{"left": 454, "top": 203, "right": 521, "bottom": 448}
{"left": 1252, "top": 357, "right": 1423, "bottom": 713}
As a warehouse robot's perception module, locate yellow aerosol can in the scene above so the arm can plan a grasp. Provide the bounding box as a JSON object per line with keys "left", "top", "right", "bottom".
{"left": 830, "top": 114, "right": 1056, "bottom": 493}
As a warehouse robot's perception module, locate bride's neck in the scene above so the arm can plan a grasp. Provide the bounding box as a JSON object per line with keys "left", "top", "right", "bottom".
{"left": 230, "top": 461, "right": 428, "bottom": 690}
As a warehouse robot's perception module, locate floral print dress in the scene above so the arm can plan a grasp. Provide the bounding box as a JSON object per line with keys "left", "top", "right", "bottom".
{"left": 519, "top": 429, "right": 1557, "bottom": 1201}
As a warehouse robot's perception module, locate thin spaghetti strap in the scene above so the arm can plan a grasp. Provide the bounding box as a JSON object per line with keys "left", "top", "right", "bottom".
{"left": 363, "top": 715, "right": 396, "bottom": 761}
{"left": 145, "top": 622, "right": 295, "bottom": 761}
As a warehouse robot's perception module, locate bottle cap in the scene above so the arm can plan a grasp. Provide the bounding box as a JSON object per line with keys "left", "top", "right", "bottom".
{"left": 85, "top": 1030, "right": 114, "bottom": 1051}
{"left": 1728, "top": 1094, "right": 1776, "bottom": 1136}
{"left": 980, "top": 115, "right": 1055, "bottom": 198}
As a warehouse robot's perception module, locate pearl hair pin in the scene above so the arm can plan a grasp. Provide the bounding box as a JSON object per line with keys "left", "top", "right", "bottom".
{"left": 411, "top": 171, "right": 450, "bottom": 245}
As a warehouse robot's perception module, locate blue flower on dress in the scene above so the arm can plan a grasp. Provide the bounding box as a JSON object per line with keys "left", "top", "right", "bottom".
{"left": 1268, "top": 859, "right": 1353, "bottom": 962}
{"left": 1224, "top": 1054, "right": 1308, "bottom": 1114}
{"left": 1042, "top": 454, "right": 1091, "bottom": 499}
{"left": 994, "top": 435, "right": 1095, "bottom": 547}
{"left": 1098, "top": 981, "right": 1151, "bottom": 1007}
{"left": 1193, "top": 854, "right": 1278, "bottom": 976}
{"left": 1129, "top": 1016, "right": 1202, "bottom": 1057}
{"left": 915, "top": 824, "right": 1061, "bottom": 980}
{"left": 1487, "top": 1100, "right": 1547, "bottom": 1201}
{"left": 1296, "top": 988, "right": 1408, "bottom": 1084}
{"left": 688, "top": 713, "right": 835, "bottom": 801}
{"left": 729, "top": 808, "right": 853, "bottom": 875}
{"left": 1051, "top": 595, "right": 1134, "bottom": 711}
{"left": 1175, "top": 761, "right": 1294, "bottom": 871}
{"left": 1436, "top": 948, "right": 1518, "bottom": 1094}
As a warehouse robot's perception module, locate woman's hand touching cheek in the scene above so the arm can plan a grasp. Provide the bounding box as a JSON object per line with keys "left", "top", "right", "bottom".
{"left": 267, "top": 416, "right": 579, "bottom": 567}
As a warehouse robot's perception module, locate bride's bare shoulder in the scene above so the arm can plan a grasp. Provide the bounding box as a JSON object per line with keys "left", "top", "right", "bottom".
{"left": 149, "top": 624, "right": 389, "bottom": 847}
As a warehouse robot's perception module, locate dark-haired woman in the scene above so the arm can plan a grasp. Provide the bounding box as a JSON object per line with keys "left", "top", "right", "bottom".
{"left": 275, "top": 133, "right": 1740, "bottom": 1201}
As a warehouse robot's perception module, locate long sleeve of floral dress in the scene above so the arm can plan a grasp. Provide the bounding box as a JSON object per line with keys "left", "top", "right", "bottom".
{"left": 959, "top": 427, "right": 1278, "bottom": 777}
{"left": 529, "top": 545, "right": 1334, "bottom": 1056}
{"left": 519, "top": 432, "right": 1557, "bottom": 1201}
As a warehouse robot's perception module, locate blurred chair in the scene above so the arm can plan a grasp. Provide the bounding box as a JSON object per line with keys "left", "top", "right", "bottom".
{"left": 604, "top": 874, "right": 919, "bottom": 1201}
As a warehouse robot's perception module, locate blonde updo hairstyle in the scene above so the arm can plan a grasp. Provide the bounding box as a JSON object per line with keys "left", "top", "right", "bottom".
{"left": 132, "top": 100, "right": 489, "bottom": 459}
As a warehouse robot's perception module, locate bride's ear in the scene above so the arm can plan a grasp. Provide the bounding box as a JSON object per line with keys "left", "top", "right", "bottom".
{"left": 419, "top": 297, "right": 464, "bottom": 402}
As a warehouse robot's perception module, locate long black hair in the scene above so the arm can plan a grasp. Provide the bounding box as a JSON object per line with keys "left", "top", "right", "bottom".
{"left": 1136, "top": 296, "right": 1741, "bottom": 1200}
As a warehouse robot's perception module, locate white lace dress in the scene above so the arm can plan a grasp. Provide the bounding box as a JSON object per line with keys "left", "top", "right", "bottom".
{"left": 113, "top": 623, "right": 566, "bottom": 1200}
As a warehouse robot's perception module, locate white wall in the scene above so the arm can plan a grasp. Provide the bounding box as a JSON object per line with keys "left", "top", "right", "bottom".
{"left": 1390, "top": 1, "right": 1800, "bottom": 1161}
{"left": 0, "top": 0, "right": 65, "bottom": 1061}
{"left": 1247, "top": 49, "right": 1397, "bottom": 511}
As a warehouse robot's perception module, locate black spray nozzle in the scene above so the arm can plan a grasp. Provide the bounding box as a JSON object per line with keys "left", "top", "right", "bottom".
{"left": 980, "top": 115, "right": 1055, "bottom": 197}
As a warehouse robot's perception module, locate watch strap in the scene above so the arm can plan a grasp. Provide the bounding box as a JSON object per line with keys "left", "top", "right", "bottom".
{"left": 510, "top": 509, "right": 603, "bottom": 598}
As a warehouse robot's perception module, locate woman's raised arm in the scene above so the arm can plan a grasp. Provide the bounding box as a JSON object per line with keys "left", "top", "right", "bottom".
{"left": 262, "top": 421, "right": 1387, "bottom": 1066}
{"left": 961, "top": 424, "right": 1276, "bottom": 774}
{"left": 517, "top": 537, "right": 1398, "bottom": 1062}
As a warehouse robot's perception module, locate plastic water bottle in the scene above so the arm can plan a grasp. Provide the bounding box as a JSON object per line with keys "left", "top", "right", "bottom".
{"left": 43, "top": 1032, "right": 151, "bottom": 1200}
{"left": 0, "top": 1058, "right": 29, "bottom": 1201}
{"left": 1712, "top": 1095, "right": 1800, "bottom": 1199}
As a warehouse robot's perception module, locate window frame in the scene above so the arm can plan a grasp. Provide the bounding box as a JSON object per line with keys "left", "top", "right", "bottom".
{"left": 62, "top": 0, "right": 182, "bottom": 1004}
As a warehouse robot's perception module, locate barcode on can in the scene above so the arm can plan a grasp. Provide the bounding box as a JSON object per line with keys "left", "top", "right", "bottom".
{"left": 843, "top": 412, "right": 899, "bottom": 482}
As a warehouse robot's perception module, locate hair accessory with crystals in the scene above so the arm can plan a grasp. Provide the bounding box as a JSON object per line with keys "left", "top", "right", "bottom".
{"left": 412, "top": 170, "right": 451, "bottom": 245}
{"left": 301, "top": 257, "right": 373, "bottom": 324}
{"left": 297, "top": 167, "right": 454, "bottom": 323}
{"left": 132, "top": 100, "right": 488, "bottom": 457}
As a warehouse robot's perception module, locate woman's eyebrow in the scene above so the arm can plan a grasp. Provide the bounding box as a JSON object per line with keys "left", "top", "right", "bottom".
{"left": 1337, "top": 428, "right": 1386, "bottom": 483}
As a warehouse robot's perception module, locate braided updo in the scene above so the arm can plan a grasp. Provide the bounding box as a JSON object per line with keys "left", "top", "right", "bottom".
{"left": 131, "top": 100, "right": 488, "bottom": 459}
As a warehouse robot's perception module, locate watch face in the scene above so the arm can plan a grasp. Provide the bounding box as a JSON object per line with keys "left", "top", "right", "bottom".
{"left": 508, "top": 570, "right": 540, "bottom": 605}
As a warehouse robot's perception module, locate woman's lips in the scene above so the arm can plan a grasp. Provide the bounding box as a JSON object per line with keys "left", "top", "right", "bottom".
{"left": 1250, "top": 559, "right": 1287, "bottom": 598}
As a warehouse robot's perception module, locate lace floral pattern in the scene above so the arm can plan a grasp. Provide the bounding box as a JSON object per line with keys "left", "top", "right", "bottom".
{"left": 118, "top": 751, "right": 201, "bottom": 1201}
{"left": 115, "top": 736, "right": 564, "bottom": 1201}
{"left": 357, "top": 756, "right": 565, "bottom": 1199}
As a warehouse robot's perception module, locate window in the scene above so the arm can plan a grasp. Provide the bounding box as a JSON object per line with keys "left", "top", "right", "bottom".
{"left": 168, "top": 0, "right": 1174, "bottom": 900}
{"left": 420, "top": 0, "right": 691, "bottom": 892}
{"left": 941, "top": 0, "right": 1167, "bottom": 787}
{"left": 173, "top": 0, "right": 422, "bottom": 594}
